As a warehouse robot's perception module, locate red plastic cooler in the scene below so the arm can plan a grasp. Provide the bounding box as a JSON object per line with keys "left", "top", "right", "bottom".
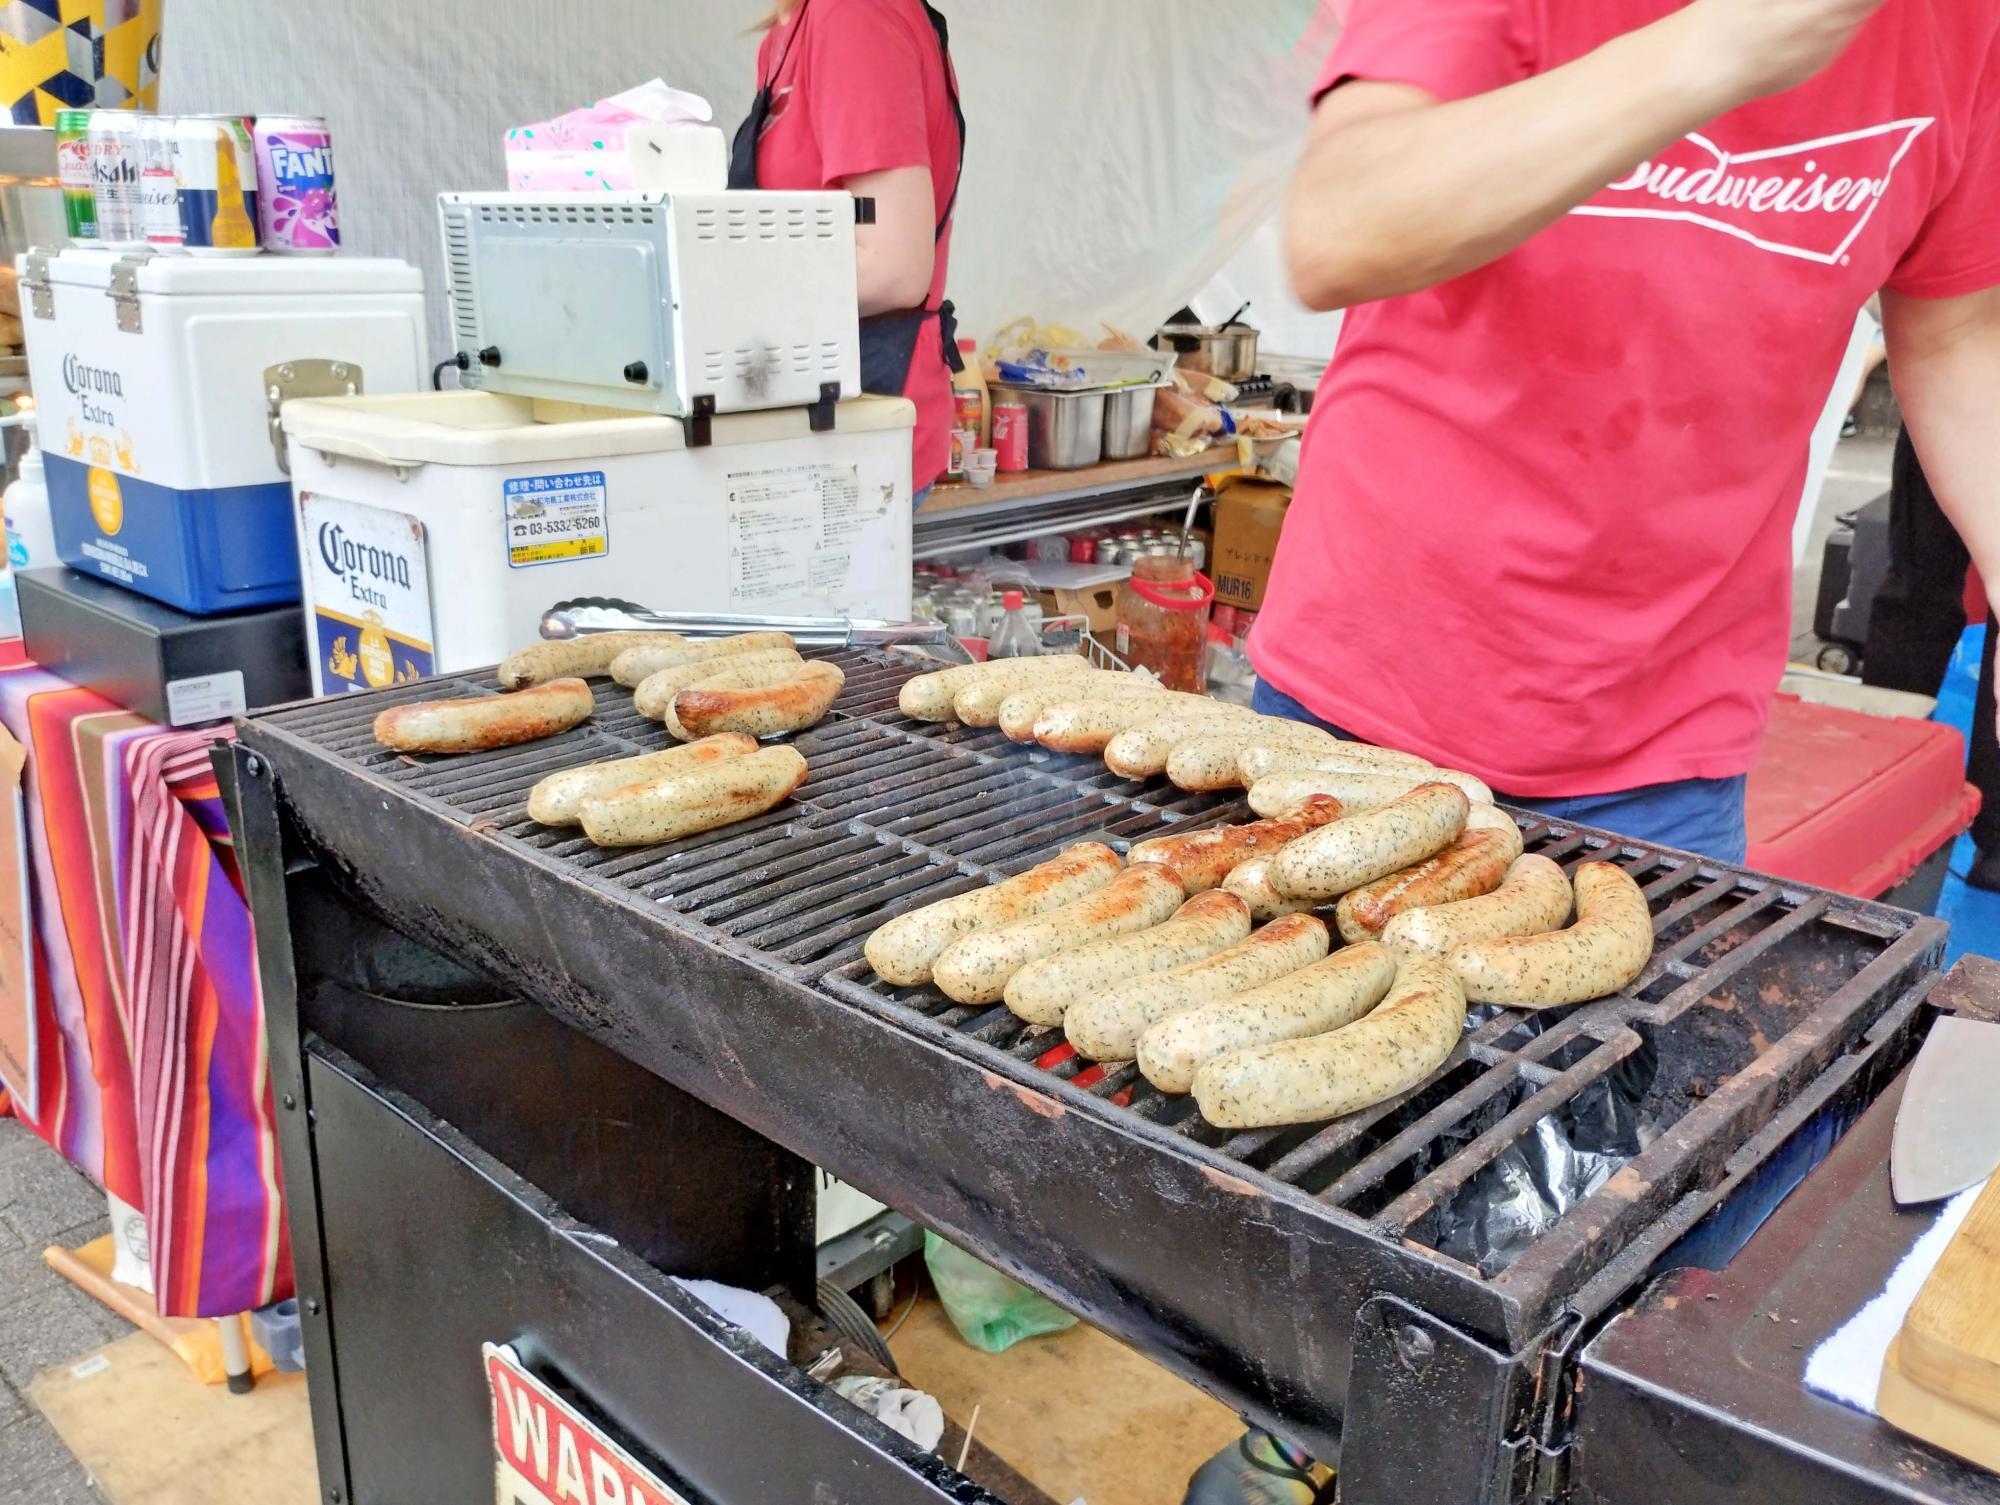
{"left": 1746, "top": 693, "right": 1980, "bottom": 907}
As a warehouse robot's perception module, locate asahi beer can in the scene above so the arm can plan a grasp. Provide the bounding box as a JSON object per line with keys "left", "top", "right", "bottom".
{"left": 253, "top": 115, "right": 338, "bottom": 254}
{"left": 174, "top": 115, "right": 260, "bottom": 256}
{"left": 139, "top": 115, "right": 183, "bottom": 250}
{"left": 87, "top": 111, "right": 144, "bottom": 249}
{"left": 55, "top": 109, "right": 98, "bottom": 245}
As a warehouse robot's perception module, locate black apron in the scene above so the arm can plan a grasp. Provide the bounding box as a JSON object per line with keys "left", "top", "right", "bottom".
{"left": 729, "top": 0, "right": 966, "bottom": 393}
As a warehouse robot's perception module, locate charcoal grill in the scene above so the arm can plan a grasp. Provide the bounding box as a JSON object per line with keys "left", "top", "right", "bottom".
{"left": 229, "top": 647, "right": 1989, "bottom": 1505}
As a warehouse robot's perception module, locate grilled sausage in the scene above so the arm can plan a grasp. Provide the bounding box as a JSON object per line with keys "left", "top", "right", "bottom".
{"left": 633, "top": 649, "right": 805, "bottom": 721}
{"left": 1221, "top": 854, "right": 1318, "bottom": 921}
{"left": 998, "top": 678, "right": 1167, "bottom": 741}
{"left": 932, "top": 863, "right": 1186, "bottom": 1005}
{"left": 1193, "top": 959, "right": 1468, "bottom": 1128}
{"left": 1381, "top": 854, "right": 1573, "bottom": 959}
{"left": 1034, "top": 692, "right": 1230, "bottom": 755}
{"left": 1334, "top": 827, "right": 1520, "bottom": 944}
{"left": 1138, "top": 941, "right": 1398, "bottom": 1093}
{"left": 1003, "top": 891, "right": 1251, "bottom": 1025}
{"left": 613, "top": 640, "right": 801, "bottom": 689}
{"left": 577, "top": 745, "right": 808, "bottom": 847}
{"left": 1449, "top": 861, "right": 1654, "bottom": 1008}
{"left": 1164, "top": 721, "right": 1355, "bottom": 792}
{"left": 1233, "top": 740, "right": 1433, "bottom": 783}
{"left": 526, "top": 733, "right": 757, "bottom": 825}
{"left": 959, "top": 669, "right": 1150, "bottom": 729}
{"left": 864, "top": 843, "right": 1124, "bottom": 986}
{"left": 1102, "top": 706, "right": 1265, "bottom": 779}
{"left": 898, "top": 654, "right": 1092, "bottom": 721}
{"left": 1241, "top": 757, "right": 1493, "bottom": 805}
{"left": 374, "top": 678, "right": 594, "bottom": 754}
{"left": 1065, "top": 913, "right": 1331, "bottom": 1062}
{"left": 496, "top": 632, "right": 686, "bottom": 690}
{"left": 1272, "top": 784, "right": 1470, "bottom": 901}
{"left": 614, "top": 631, "right": 796, "bottom": 677}
{"left": 671, "top": 660, "right": 845, "bottom": 740}
{"left": 1127, "top": 797, "right": 1345, "bottom": 892}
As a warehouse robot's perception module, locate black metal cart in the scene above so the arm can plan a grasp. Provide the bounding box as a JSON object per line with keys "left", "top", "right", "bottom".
{"left": 226, "top": 649, "right": 2000, "bottom": 1505}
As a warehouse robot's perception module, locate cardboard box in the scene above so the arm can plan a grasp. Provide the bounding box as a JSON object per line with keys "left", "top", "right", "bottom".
{"left": 1210, "top": 480, "right": 1292, "bottom": 611}
{"left": 1036, "top": 583, "right": 1120, "bottom": 636}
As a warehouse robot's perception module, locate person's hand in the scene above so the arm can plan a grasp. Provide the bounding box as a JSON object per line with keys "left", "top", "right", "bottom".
{"left": 1688, "top": 0, "right": 1889, "bottom": 104}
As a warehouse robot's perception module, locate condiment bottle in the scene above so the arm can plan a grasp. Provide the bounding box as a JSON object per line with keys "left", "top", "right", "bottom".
{"left": 1115, "top": 553, "right": 1214, "bottom": 692}
{"left": 987, "top": 589, "right": 1044, "bottom": 659}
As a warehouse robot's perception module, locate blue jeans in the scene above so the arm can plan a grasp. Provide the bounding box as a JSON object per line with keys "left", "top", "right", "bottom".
{"left": 1250, "top": 681, "right": 1748, "bottom": 863}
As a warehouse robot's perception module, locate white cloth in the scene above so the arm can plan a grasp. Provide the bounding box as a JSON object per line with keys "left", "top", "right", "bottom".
{"left": 832, "top": 1375, "right": 946, "bottom": 1450}
{"left": 1802, "top": 1180, "right": 1984, "bottom": 1414}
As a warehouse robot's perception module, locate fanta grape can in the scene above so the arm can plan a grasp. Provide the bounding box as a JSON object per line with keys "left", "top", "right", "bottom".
{"left": 253, "top": 115, "right": 338, "bottom": 254}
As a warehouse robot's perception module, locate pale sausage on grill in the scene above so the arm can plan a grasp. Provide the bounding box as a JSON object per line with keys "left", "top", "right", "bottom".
{"left": 671, "top": 660, "right": 845, "bottom": 740}
{"left": 1221, "top": 854, "right": 1318, "bottom": 922}
{"left": 1102, "top": 706, "right": 1265, "bottom": 779}
{"left": 497, "top": 631, "right": 686, "bottom": 690}
{"left": 374, "top": 678, "right": 595, "bottom": 754}
{"left": 577, "top": 745, "right": 809, "bottom": 847}
{"left": 865, "top": 843, "right": 1124, "bottom": 987}
{"left": 1272, "top": 784, "right": 1470, "bottom": 901}
{"left": 1138, "top": 941, "right": 1398, "bottom": 1094}
{"left": 527, "top": 733, "right": 757, "bottom": 826}
{"left": 1064, "top": 914, "right": 1331, "bottom": 1062}
{"left": 1165, "top": 723, "right": 1349, "bottom": 792}
{"left": 1126, "top": 797, "right": 1345, "bottom": 893}
{"left": 1333, "top": 824, "right": 1523, "bottom": 944}
{"left": 615, "top": 640, "right": 800, "bottom": 689}
{"left": 957, "top": 668, "right": 1146, "bottom": 729}
{"left": 898, "top": 654, "right": 1093, "bottom": 722}
{"left": 1033, "top": 691, "right": 1223, "bottom": 755}
{"left": 932, "top": 863, "right": 1186, "bottom": 1005}
{"left": 633, "top": 649, "right": 805, "bottom": 721}
{"left": 1449, "top": 861, "right": 1654, "bottom": 1008}
{"left": 1003, "top": 891, "right": 1251, "bottom": 1025}
{"left": 1382, "top": 854, "right": 1573, "bottom": 959}
{"left": 1243, "top": 761, "right": 1494, "bottom": 812}
{"left": 1193, "top": 959, "right": 1468, "bottom": 1129}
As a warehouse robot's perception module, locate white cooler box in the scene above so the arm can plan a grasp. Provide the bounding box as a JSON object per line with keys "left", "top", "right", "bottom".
{"left": 21, "top": 251, "right": 427, "bottom": 615}
{"left": 280, "top": 390, "right": 916, "bottom": 694}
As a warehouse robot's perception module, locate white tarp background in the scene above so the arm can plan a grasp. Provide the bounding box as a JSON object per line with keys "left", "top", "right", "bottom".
{"left": 159, "top": 0, "right": 1335, "bottom": 362}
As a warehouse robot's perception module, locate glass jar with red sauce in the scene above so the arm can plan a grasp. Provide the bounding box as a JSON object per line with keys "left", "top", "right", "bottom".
{"left": 1115, "top": 550, "right": 1214, "bottom": 692}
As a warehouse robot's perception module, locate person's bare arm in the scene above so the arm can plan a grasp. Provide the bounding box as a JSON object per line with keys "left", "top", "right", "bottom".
{"left": 1883, "top": 286, "right": 2000, "bottom": 726}
{"left": 1287, "top": 0, "right": 1888, "bottom": 310}
{"left": 843, "top": 165, "right": 935, "bottom": 315}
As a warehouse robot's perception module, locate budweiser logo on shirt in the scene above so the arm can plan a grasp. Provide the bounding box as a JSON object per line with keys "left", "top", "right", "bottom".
{"left": 1571, "top": 118, "right": 1934, "bottom": 265}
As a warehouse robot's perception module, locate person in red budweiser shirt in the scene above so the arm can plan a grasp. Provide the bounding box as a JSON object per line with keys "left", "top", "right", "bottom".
{"left": 732, "top": 0, "right": 966, "bottom": 498}
{"left": 1250, "top": 0, "right": 2000, "bottom": 861}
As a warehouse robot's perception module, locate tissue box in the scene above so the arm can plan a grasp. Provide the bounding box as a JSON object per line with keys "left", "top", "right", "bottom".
{"left": 505, "top": 117, "right": 727, "bottom": 193}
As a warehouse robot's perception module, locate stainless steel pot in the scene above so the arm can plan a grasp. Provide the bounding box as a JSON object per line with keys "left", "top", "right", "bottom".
{"left": 1101, "top": 385, "right": 1158, "bottom": 460}
{"left": 992, "top": 383, "right": 1105, "bottom": 470}
{"left": 1153, "top": 321, "right": 1260, "bottom": 382}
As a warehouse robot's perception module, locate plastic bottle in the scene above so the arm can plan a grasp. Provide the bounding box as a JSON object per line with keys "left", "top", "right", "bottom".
{"left": 986, "top": 589, "right": 1042, "bottom": 659}
{"left": 952, "top": 337, "right": 990, "bottom": 446}
{"left": 3, "top": 422, "right": 53, "bottom": 576}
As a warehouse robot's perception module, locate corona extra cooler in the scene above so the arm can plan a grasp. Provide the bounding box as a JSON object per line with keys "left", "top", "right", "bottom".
{"left": 22, "top": 248, "right": 425, "bottom": 615}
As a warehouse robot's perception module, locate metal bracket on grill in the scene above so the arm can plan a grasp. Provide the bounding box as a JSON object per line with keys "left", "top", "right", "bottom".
{"left": 265, "top": 359, "right": 364, "bottom": 475}
{"left": 108, "top": 252, "right": 154, "bottom": 334}
{"left": 21, "top": 250, "right": 52, "bottom": 320}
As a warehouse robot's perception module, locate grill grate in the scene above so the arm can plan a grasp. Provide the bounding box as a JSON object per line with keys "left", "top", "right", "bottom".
{"left": 255, "top": 647, "right": 1945, "bottom": 1325}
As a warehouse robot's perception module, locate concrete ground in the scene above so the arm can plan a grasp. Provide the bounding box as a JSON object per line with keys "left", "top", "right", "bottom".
{"left": 0, "top": 1117, "right": 128, "bottom": 1502}
{"left": 0, "top": 418, "right": 1913, "bottom": 1505}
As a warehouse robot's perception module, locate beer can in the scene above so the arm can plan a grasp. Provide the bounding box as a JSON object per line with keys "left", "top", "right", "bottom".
{"left": 87, "top": 111, "right": 144, "bottom": 249}
{"left": 992, "top": 401, "right": 1029, "bottom": 472}
{"left": 139, "top": 116, "right": 183, "bottom": 250}
{"left": 55, "top": 109, "right": 98, "bottom": 245}
{"left": 253, "top": 115, "right": 339, "bottom": 254}
{"left": 174, "top": 115, "right": 260, "bottom": 256}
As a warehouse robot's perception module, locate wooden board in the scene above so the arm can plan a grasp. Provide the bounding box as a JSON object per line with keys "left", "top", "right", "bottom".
{"left": 917, "top": 449, "right": 1226, "bottom": 518}
{"left": 27, "top": 1330, "right": 318, "bottom": 1505}
{"left": 1879, "top": 1174, "right": 2000, "bottom": 1473}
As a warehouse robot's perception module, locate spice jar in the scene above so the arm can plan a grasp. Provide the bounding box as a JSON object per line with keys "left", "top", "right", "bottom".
{"left": 1115, "top": 552, "right": 1214, "bottom": 692}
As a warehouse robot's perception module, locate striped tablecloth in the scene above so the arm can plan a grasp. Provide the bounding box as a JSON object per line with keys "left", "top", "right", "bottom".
{"left": 0, "top": 649, "right": 289, "bottom": 1318}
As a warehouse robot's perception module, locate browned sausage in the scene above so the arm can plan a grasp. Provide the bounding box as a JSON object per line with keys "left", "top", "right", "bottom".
{"left": 1125, "top": 796, "right": 1345, "bottom": 892}
{"left": 374, "top": 678, "right": 594, "bottom": 754}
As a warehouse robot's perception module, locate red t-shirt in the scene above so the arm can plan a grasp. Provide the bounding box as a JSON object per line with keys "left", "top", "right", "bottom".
{"left": 754, "top": 0, "right": 961, "bottom": 491}
{"left": 1252, "top": 0, "right": 2000, "bottom": 796}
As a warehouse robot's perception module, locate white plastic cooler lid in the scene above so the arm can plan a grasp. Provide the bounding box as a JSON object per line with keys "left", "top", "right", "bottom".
{"left": 280, "top": 390, "right": 917, "bottom": 469}
{"left": 35, "top": 248, "right": 424, "bottom": 296}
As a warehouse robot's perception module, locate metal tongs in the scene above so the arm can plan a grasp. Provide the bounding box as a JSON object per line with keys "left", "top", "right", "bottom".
{"left": 540, "top": 597, "right": 960, "bottom": 653}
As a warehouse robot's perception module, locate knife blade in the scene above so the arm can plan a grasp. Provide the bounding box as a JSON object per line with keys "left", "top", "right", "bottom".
{"left": 1891, "top": 1015, "right": 2000, "bottom": 1206}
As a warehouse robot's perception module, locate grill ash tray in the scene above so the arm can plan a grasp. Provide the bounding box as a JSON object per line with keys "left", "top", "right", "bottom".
{"left": 243, "top": 648, "right": 1947, "bottom": 1452}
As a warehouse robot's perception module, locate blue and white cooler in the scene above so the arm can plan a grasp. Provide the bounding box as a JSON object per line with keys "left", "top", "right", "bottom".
{"left": 21, "top": 250, "right": 427, "bottom": 615}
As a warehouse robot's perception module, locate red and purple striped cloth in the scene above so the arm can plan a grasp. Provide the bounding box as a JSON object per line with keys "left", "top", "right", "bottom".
{"left": 0, "top": 652, "right": 289, "bottom": 1317}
